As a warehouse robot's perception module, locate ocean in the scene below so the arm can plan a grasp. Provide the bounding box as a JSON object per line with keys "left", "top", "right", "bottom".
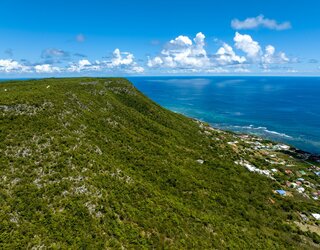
{"left": 129, "top": 76, "right": 320, "bottom": 154}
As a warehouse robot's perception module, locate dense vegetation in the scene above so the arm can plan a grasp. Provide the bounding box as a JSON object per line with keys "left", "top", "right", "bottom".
{"left": 0, "top": 78, "right": 319, "bottom": 249}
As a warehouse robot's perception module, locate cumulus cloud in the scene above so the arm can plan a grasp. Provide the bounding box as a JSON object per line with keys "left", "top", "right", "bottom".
{"left": 0, "top": 53, "right": 144, "bottom": 74}
{"left": 66, "top": 49, "right": 144, "bottom": 74}
{"left": 130, "top": 66, "right": 145, "bottom": 73}
{"left": 148, "top": 32, "right": 210, "bottom": 69}
{"left": 169, "top": 35, "right": 193, "bottom": 47}
{"left": 109, "top": 48, "right": 134, "bottom": 67}
{"left": 147, "top": 56, "right": 163, "bottom": 68}
{"left": 231, "top": 15, "right": 291, "bottom": 30}
{"left": 106, "top": 48, "right": 144, "bottom": 73}
{"left": 147, "top": 31, "right": 292, "bottom": 73}
{"left": 215, "top": 43, "right": 246, "bottom": 65}
{"left": 0, "top": 59, "right": 30, "bottom": 73}
{"left": 234, "top": 32, "right": 261, "bottom": 59}
{"left": 261, "top": 45, "right": 289, "bottom": 68}
{"left": 0, "top": 32, "right": 294, "bottom": 75}
{"left": 67, "top": 59, "right": 100, "bottom": 72}
{"left": 233, "top": 32, "right": 289, "bottom": 67}
{"left": 34, "top": 64, "right": 61, "bottom": 73}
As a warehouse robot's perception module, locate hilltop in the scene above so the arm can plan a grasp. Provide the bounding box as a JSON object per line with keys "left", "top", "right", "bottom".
{"left": 0, "top": 78, "right": 319, "bottom": 249}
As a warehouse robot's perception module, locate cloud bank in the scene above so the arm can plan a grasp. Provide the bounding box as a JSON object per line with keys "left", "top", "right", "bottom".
{"left": 0, "top": 30, "right": 299, "bottom": 75}
{"left": 147, "top": 32, "right": 291, "bottom": 73}
{"left": 0, "top": 48, "right": 144, "bottom": 75}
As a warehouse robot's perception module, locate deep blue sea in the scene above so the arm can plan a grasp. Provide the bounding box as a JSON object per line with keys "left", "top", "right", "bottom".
{"left": 129, "top": 77, "right": 320, "bottom": 154}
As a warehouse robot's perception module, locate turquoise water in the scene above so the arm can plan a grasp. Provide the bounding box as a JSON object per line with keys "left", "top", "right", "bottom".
{"left": 129, "top": 76, "right": 320, "bottom": 154}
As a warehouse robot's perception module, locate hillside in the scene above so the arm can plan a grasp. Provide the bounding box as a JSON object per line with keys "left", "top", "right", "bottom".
{"left": 0, "top": 78, "right": 319, "bottom": 249}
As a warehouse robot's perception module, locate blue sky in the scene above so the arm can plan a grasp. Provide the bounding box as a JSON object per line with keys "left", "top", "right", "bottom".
{"left": 0, "top": 0, "right": 320, "bottom": 76}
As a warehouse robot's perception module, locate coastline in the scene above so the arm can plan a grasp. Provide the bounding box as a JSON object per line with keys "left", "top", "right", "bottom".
{"left": 192, "top": 117, "right": 320, "bottom": 202}
{"left": 188, "top": 114, "right": 320, "bottom": 162}
{"left": 130, "top": 76, "right": 320, "bottom": 155}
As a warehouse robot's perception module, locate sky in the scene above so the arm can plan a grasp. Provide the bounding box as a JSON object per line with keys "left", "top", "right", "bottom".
{"left": 0, "top": 0, "right": 320, "bottom": 77}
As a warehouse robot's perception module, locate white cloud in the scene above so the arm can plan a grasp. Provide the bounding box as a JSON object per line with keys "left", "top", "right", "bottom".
{"left": 34, "top": 64, "right": 61, "bottom": 73}
{"left": 0, "top": 59, "right": 30, "bottom": 73}
{"left": 68, "top": 59, "right": 91, "bottom": 72}
{"left": 109, "top": 48, "right": 134, "bottom": 67}
{"left": 147, "top": 56, "right": 163, "bottom": 67}
{"left": 233, "top": 33, "right": 289, "bottom": 68}
{"left": 106, "top": 48, "right": 144, "bottom": 73}
{"left": 216, "top": 43, "right": 246, "bottom": 65}
{"left": 68, "top": 59, "right": 100, "bottom": 72}
{"left": 131, "top": 66, "right": 145, "bottom": 73}
{"left": 279, "top": 52, "right": 289, "bottom": 62}
{"left": 169, "top": 35, "right": 193, "bottom": 46}
{"left": 231, "top": 15, "right": 291, "bottom": 30}
{"left": 234, "top": 32, "right": 261, "bottom": 59}
{"left": 0, "top": 31, "right": 295, "bottom": 75}
{"left": 79, "top": 59, "right": 91, "bottom": 67}
{"left": 147, "top": 31, "right": 293, "bottom": 74}
{"left": 262, "top": 45, "right": 276, "bottom": 64}
{"left": 262, "top": 45, "right": 289, "bottom": 67}
{"left": 148, "top": 32, "right": 210, "bottom": 69}
{"left": 192, "top": 32, "right": 207, "bottom": 57}
{"left": 65, "top": 49, "right": 144, "bottom": 74}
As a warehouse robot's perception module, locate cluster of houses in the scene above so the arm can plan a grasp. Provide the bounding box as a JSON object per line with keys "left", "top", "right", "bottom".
{"left": 229, "top": 132, "right": 320, "bottom": 203}
{"left": 285, "top": 176, "right": 319, "bottom": 200}
{"left": 194, "top": 119, "right": 320, "bottom": 222}
{"left": 275, "top": 164, "right": 320, "bottom": 200}
{"left": 234, "top": 158, "right": 319, "bottom": 202}
{"left": 234, "top": 159, "right": 275, "bottom": 180}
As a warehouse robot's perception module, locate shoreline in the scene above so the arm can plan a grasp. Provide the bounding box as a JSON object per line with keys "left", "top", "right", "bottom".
{"left": 192, "top": 117, "right": 320, "bottom": 164}
{"left": 168, "top": 107, "right": 320, "bottom": 156}
{"left": 130, "top": 76, "right": 320, "bottom": 156}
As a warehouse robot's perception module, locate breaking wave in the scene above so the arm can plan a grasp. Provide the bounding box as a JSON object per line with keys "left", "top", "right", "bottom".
{"left": 219, "top": 124, "right": 293, "bottom": 139}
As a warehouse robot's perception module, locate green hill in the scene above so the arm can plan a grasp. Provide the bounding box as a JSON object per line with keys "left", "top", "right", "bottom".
{"left": 0, "top": 78, "right": 319, "bottom": 249}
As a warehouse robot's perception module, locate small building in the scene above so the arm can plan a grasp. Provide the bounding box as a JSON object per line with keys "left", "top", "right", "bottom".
{"left": 299, "top": 170, "right": 306, "bottom": 175}
{"left": 276, "top": 190, "right": 286, "bottom": 196}
{"left": 299, "top": 213, "right": 309, "bottom": 222}
{"left": 312, "top": 192, "right": 319, "bottom": 200}
{"left": 311, "top": 213, "right": 320, "bottom": 220}
{"left": 196, "top": 159, "right": 204, "bottom": 164}
{"left": 314, "top": 171, "right": 320, "bottom": 177}
{"left": 285, "top": 169, "right": 293, "bottom": 175}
